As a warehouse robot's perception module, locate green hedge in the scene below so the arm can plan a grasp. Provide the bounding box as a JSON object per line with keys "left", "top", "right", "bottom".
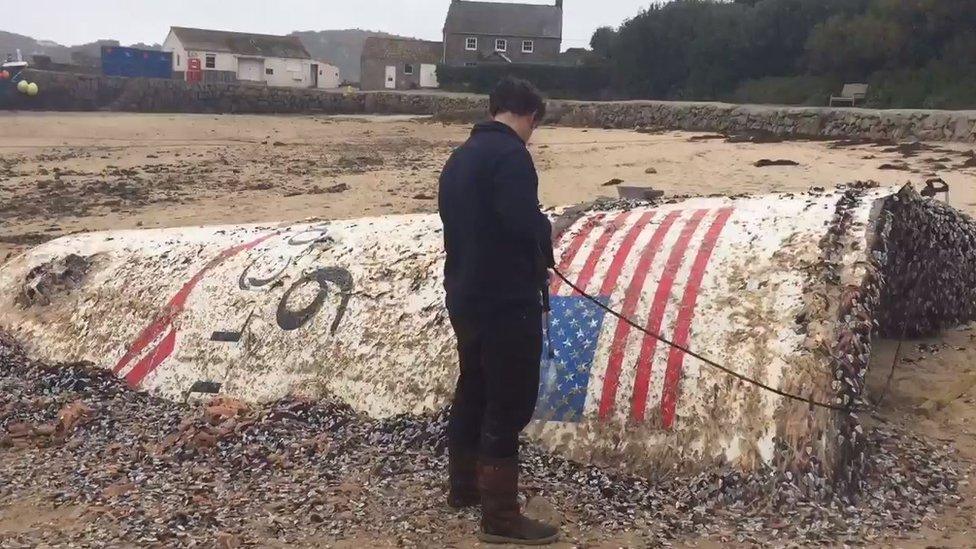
{"left": 866, "top": 64, "right": 976, "bottom": 110}
{"left": 726, "top": 70, "right": 976, "bottom": 109}
{"left": 730, "top": 76, "right": 841, "bottom": 106}
{"left": 436, "top": 64, "right": 612, "bottom": 100}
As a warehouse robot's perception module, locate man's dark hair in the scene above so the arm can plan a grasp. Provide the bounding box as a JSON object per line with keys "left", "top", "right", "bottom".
{"left": 489, "top": 77, "right": 546, "bottom": 121}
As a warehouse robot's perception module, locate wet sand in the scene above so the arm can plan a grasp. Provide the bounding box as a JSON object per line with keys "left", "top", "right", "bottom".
{"left": 2, "top": 112, "right": 974, "bottom": 263}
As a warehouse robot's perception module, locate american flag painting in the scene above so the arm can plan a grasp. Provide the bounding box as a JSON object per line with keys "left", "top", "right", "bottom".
{"left": 536, "top": 295, "right": 609, "bottom": 423}
{"left": 535, "top": 207, "right": 735, "bottom": 429}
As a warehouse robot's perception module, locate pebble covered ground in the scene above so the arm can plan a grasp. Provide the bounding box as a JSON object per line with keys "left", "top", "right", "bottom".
{"left": 0, "top": 333, "right": 963, "bottom": 548}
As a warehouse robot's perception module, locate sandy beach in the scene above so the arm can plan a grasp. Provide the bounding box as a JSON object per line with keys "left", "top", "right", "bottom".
{"left": 3, "top": 112, "right": 974, "bottom": 263}
{"left": 1, "top": 112, "right": 976, "bottom": 546}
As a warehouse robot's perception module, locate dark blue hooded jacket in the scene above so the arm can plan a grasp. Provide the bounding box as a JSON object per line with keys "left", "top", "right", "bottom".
{"left": 438, "top": 121, "right": 554, "bottom": 313}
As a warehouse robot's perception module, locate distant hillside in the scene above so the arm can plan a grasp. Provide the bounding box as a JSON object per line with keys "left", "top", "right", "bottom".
{"left": 291, "top": 29, "right": 413, "bottom": 84}
{"left": 0, "top": 30, "right": 160, "bottom": 66}
{"left": 0, "top": 30, "right": 75, "bottom": 60}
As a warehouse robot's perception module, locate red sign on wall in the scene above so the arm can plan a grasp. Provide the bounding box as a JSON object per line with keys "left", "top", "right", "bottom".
{"left": 186, "top": 58, "right": 202, "bottom": 83}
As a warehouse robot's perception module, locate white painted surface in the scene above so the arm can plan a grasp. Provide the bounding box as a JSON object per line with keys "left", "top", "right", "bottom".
{"left": 180, "top": 47, "right": 237, "bottom": 73}
{"left": 420, "top": 64, "right": 439, "bottom": 88}
{"left": 316, "top": 62, "right": 341, "bottom": 89}
{"left": 237, "top": 58, "right": 264, "bottom": 82}
{"left": 161, "top": 30, "right": 186, "bottom": 72}
{"left": 385, "top": 65, "right": 397, "bottom": 89}
{"left": 0, "top": 190, "right": 895, "bottom": 475}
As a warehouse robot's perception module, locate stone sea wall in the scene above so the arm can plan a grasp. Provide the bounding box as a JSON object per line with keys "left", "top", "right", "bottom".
{"left": 1, "top": 70, "right": 479, "bottom": 116}
{"left": 550, "top": 101, "right": 976, "bottom": 143}
{"left": 4, "top": 70, "right": 976, "bottom": 143}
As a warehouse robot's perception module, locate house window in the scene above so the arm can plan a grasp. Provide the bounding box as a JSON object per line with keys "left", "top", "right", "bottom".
{"left": 404, "top": 63, "right": 414, "bottom": 75}
{"left": 464, "top": 62, "right": 478, "bottom": 67}
{"left": 465, "top": 37, "right": 478, "bottom": 51}
{"left": 522, "top": 40, "right": 534, "bottom": 54}
{"left": 266, "top": 68, "right": 274, "bottom": 75}
{"left": 176, "top": 54, "right": 181, "bottom": 67}
{"left": 495, "top": 39, "right": 507, "bottom": 52}
{"left": 205, "top": 54, "right": 216, "bottom": 69}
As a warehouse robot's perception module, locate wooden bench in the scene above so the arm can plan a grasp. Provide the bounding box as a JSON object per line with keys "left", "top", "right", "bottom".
{"left": 829, "top": 83, "right": 869, "bottom": 107}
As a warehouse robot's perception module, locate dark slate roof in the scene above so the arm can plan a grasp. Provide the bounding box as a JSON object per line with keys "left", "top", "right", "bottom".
{"left": 169, "top": 27, "right": 311, "bottom": 59}
{"left": 361, "top": 38, "right": 443, "bottom": 63}
{"left": 444, "top": 1, "right": 563, "bottom": 40}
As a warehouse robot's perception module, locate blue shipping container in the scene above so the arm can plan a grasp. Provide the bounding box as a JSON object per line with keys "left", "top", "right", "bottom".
{"left": 101, "top": 46, "right": 172, "bottom": 79}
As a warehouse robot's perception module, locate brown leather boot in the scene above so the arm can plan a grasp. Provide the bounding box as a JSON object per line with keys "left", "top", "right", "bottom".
{"left": 447, "top": 447, "right": 480, "bottom": 509}
{"left": 477, "top": 456, "right": 559, "bottom": 545}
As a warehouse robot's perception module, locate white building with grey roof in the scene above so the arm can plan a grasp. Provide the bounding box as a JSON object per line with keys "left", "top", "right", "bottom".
{"left": 162, "top": 27, "right": 340, "bottom": 89}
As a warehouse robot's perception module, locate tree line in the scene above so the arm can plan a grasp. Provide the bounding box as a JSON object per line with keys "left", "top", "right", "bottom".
{"left": 592, "top": 0, "right": 976, "bottom": 108}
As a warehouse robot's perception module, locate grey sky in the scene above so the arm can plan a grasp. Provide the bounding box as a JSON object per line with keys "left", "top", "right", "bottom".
{"left": 8, "top": 1, "right": 648, "bottom": 49}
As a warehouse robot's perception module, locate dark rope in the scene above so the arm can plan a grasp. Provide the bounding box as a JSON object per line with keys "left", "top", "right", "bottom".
{"left": 876, "top": 335, "right": 905, "bottom": 407}
{"left": 875, "top": 235, "right": 944, "bottom": 407}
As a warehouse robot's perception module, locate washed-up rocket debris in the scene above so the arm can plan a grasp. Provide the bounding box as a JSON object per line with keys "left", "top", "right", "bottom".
{"left": 0, "top": 336, "right": 961, "bottom": 547}
{"left": 1, "top": 184, "right": 976, "bottom": 486}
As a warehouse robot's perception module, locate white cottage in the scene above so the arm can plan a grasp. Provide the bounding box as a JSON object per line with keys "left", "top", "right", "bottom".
{"left": 162, "top": 26, "right": 340, "bottom": 89}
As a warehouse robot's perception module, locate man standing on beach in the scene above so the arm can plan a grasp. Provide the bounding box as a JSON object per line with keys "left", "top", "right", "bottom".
{"left": 437, "top": 77, "right": 558, "bottom": 545}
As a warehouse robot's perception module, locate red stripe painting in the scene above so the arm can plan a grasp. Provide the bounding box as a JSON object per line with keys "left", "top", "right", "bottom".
{"left": 551, "top": 214, "right": 605, "bottom": 295}
{"left": 628, "top": 209, "right": 709, "bottom": 422}
{"left": 598, "top": 211, "right": 658, "bottom": 297}
{"left": 597, "top": 210, "right": 679, "bottom": 421}
{"left": 660, "top": 208, "right": 734, "bottom": 428}
{"left": 571, "top": 211, "right": 631, "bottom": 295}
{"left": 114, "top": 232, "right": 274, "bottom": 387}
{"left": 123, "top": 329, "right": 176, "bottom": 388}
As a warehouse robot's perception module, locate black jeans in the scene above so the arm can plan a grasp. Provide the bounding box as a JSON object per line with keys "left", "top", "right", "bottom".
{"left": 447, "top": 302, "right": 543, "bottom": 459}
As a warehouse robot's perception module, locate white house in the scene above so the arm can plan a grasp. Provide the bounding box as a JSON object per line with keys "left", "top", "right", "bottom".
{"left": 162, "top": 27, "right": 340, "bottom": 89}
